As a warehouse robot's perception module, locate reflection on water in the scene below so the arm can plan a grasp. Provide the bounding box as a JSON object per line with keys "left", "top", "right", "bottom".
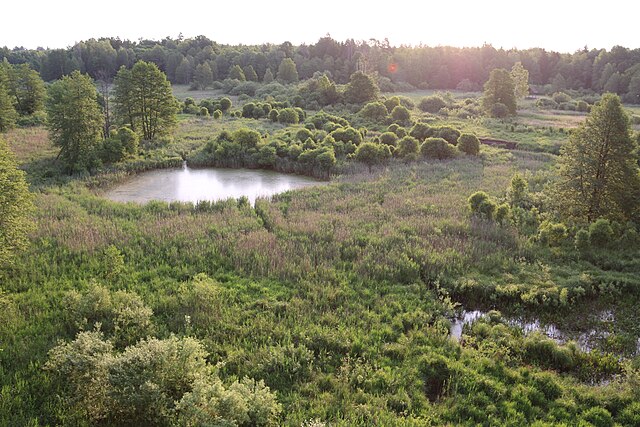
{"left": 449, "top": 309, "right": 629, "bottom": 354}
{"left": 104, "top": 166, "right": 326, "bottom": 204}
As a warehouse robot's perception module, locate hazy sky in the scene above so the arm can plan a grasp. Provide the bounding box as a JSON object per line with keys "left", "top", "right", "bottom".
{"left": 2, "top": 0, "right": 639, "bottom": 52}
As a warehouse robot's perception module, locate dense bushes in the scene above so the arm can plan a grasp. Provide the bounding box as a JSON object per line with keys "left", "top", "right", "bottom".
{"left": 46, "top": 332, "right": 281, "bottom": 426}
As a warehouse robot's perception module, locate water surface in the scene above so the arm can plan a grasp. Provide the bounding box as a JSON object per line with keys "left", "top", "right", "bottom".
{"left": 104, "top": 165, "right": 326, "bottom": 204}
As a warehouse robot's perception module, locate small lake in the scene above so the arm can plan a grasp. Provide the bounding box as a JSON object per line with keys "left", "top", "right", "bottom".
{"left": 104, "top": 165, "right": 327, "bottom": 204}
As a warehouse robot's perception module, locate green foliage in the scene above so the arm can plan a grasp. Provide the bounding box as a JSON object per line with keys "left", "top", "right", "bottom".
{"left": 418, "top": 95, "right": 447, "bottom": 113}
{"left": 113, "top": 61, "right": 179, "bottom": 140}
{"left": 395, "top": 135, "right": 419, "bottom": 159}
{"left": 378, "top": 131, "right": 398, "bottom": 147}
{"left": 232, "top": 128, "right": 262, "bottom": 149}
{"left": 511, "top": 62, "right": 530, "bottom": 100}
{"left": 277, "top": 108, "right": 299, "bottom": 124}
{"left": 434, "top": 126, "right": 461, "bottom": 145}
{"left": 354, "top": 142, "right": 391, "bottom": 171}
{"left": 589, "top": 219, "right": 614, "bottom": 247}
{"left": 330, "top": 126, "right": 362, "bottom": 145}
{"left": 537, "top": 221, "right": 568, "bottom": 246}
{"left": 468, "top": 191, "right": 497, "bottom": 220}
{"left": 421, "top": 137, "right": 456, "bottom": 160}
{"left": 46, "top": 71, "right": 104, "bottom": 172}
{"left": 243, "top": 65, "right": 259, "bottom": 82}
{"left": 507, "top": 173, "right": 529, "bottom": 208}
{"left": 3, "top": 62, "right": 46, "bottom": 116}
{"left": 391, "top": 105, "right": 412, "bottom": 124}
{"left": 194, "top": 62, "right": 213, "bottom": 90}
{"left": 575, "top": 228, "right": 590, "bottom": 253}
{"left": 106, "top": 126, "right": 139, "bottom": 161}
{"left": 344, "top": 71, "right": 379, "bottom": 104}
{"left": 495, "top": 203, "right": 511, "bottom": 224}
{"left": 213, "top": 109, "right": 222, "bottom": 119}
{"left": 220, "top": 97, "right": 232, "bottom": 112}
{"left": 457, "top": 133, "right": 480, "bottom": 155}
{"left": 483, "top": 68, "right": 517, "bottom": 117}
{"left": 46, "top": 332, "right": 281, "bottom": 426}
{"left": 276, "top": 58, "right": 299, "bottom": 84}
{"left": 0, "top": 138, "right": 34, "bottom": 267}
{"left": 359, "top": 101, "right": 388, "bottom": 120}
{"left": 409, "top": 122, "right": 433, "bottom": 141}
{"left": 262, "top": 68, "right": 274, "bottom": 83}
{"left": 229, "top": 64, "right": 246, "bottom": 81}
{"left": 555, "top": 93, "right": 640, "bottom": 223}
{"left": 0, "top": 67, "right": 17, "bottom": 131}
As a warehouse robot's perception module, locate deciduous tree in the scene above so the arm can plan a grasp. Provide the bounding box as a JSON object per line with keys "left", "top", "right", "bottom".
{"left": 344, "top": 71, "right": 378, "bottom": 104}
{"left": 46, "top": 71, "right": 104, "bottom": 171}
{"left": 113, "top": 61, "right": 179, "bottom": 140}
{"left": 482, "top": 68, "right": 517, "bottom": 117}
{"left": 276, "top": 58, "right": 299, "bottom": 84}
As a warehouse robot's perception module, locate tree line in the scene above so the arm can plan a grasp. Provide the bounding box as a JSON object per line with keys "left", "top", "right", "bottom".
{"left": 3, "top": 36, "right": 640, "bottom": 101}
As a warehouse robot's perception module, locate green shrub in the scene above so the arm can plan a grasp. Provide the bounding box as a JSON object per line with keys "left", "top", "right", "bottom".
{"left": 296, "top": 128, "right": 314, "bottom": 142}
{"left": 495, "top": 203, "right": 510, "bottom": 225}
{"left": 581, "top": 407, "right": 614, "bottom": 427}
{"left": 213, "top": 109, "right": 222, "bottom": 119}
{"left": 418, "top": 95, "right": 447, "bottom": 113}
{"left": 268, "top": 109, "right": 279, "bottom": 122}
{"left": 409, "top": 122, "right": 433, "bottom": 141}
{"left": 552, "top": 92, "right": 571, "bottom": 104}
{"left": 379, "top": 131, "right": 398, "bottom": 147}
{"left": 457, "top": 133, "right": 480, "bottom": 155}
{"left": 434, "top": 126, "right": 461, "bottom": 145}
{"left": 468, "top": 191, "right": 496, "bottom": 220}
{"left": 537, "top": 221, "right": 568, "bottom": 246}
{"left": 589, "top": 218, "right": 613, "bottom": 247}
{"left": 395, "top": 136, "right": 420, "bottom": 159}
{"left": 277, "top": 108, "right": 299, "bottom": 124}
{"left": 575, "top": 229, "right": 590, "bottom": 253}
{"left": 420, "top": 137, "right": 456, "bottom": 160}
{"left": 391, "top": 105, "right": 411, "bottom": 124}
{"left": 359, "top": 102, "right": 388, "bottom": 120}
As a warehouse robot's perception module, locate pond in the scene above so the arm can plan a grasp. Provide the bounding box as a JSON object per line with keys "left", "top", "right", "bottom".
{"left": 104, "top": 164, "right": 327, "bottom": 205}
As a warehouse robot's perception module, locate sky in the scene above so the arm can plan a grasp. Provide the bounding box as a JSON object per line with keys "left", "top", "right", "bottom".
{"left": 2, "top": 0, "right": 639, "bottom": 53}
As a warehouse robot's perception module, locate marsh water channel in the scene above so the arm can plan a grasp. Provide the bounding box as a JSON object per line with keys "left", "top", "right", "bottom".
{"left": 450, "top": 308, "right": 640, "bottom": 355}
{"left": 104, "top": 163, "right": 327, "bottom": 204}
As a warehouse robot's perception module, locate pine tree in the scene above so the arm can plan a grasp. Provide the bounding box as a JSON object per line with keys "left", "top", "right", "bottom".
{"left": 262, "top": 68, "right": 274, "bottom": 84}
{"left": 344, "top": 71, "right": 379, "bottom": 104}
{"left": 228, "top": 65, "right": 246, "bottom": 81}
{"left": 555, "top": 93, "right": 640, "bottom": 222}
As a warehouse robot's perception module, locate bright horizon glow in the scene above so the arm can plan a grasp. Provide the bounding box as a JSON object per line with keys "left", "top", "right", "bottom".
{"left": 2, "top": 0, "right": 640, "bottom": 53}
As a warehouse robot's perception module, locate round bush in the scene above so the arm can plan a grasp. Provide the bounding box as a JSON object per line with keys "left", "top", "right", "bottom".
{"left": 420, "top": 137, "right": 456, "bottom": 160}
{"left": 409, "top": 122, "right": 433, "bottom": 141}
{"left": 278, "top": 108, "right": 300, "bottom": 124}
{"left": 457, "top": 133, "right": 480, "bottom": 155}
{"left": 379, "top": 132, "right": 398, "bottom": 147}
{"left": 396, "top": 136, "right": 419, "bottom": 158}
{"left": 435, "top": 126, "right": 461, "bottom": 145}
{"left": 418, "top": 95, "right": 447, "bottom": 113}
{"left": 359, "top": 102, "right": 388, "bottom": 120}
{"left": 391, "top": 105, "right": 411, "bottom": 124}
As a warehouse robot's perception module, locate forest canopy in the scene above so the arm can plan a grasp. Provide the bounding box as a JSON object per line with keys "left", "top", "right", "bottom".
{"left": 3, "top": 36, "right": 640, "bottom": 101}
